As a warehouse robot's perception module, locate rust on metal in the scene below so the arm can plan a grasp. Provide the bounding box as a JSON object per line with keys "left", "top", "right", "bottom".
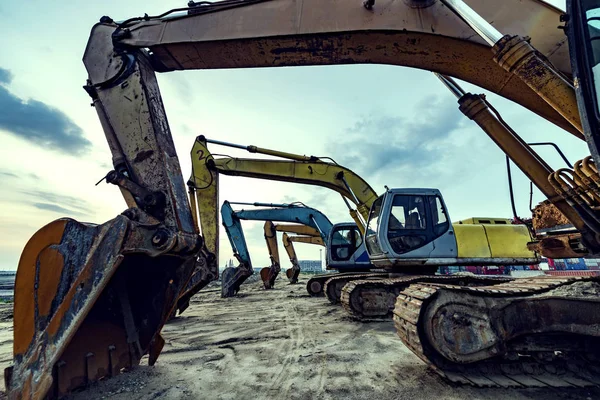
{"left": 527, "top": 233, "right": 586, "bottom": 259}
{"left": 531, "top": 200, "right": 571, "bottom": 231}
{"left": 6, "top": 213, "right": 203, "bottom": 399}
{"left": 393, "top": 276, "right": 600, "bottom": 388}
{"left": 492, "top": 35, "right": 583, "bottom": 137}
{"left": 108, "top": 0, "right": 577, "bottom": 135}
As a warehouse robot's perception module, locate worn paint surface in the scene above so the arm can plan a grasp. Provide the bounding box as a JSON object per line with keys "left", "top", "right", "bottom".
{"left": 8, "top": 215, "right": 203, "bottom": 399}
{"left": 396, "top": 276, "right": 600, "bottom": 387}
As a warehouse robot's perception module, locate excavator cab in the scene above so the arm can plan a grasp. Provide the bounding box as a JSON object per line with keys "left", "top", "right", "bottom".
{"left": 365, "top": 188, "right": 538, "bottom": 269}
{"left": 365, "top": 189, "right": 456, "bottom": 268}
{"left": 326, "top": 223, "right": 371, "bottom": 271}
{"left": 567, "top": 0, "right": 600, "bottom": 162}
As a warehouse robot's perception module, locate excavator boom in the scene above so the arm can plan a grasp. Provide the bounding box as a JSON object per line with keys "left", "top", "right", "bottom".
{"left": 287, "top": 235, "right": 324, "bottom": 247}
{"left": 273, "top": 224, "right": 322, "bottom": 237}
{"left": 108, "top": 0, "right": 577, "bottom": 135}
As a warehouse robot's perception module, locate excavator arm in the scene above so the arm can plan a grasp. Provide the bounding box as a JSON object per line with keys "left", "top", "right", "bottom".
{"left": 263, "top": 222, "right": 281, "bottom": 285}
{"left": 282, "top": 233, "right": 326, "bottom": 283}
{"left": 220, "top": 201, "right": 255, "bottom": 296}
{"left": 173, "top": 143, "right": 224, "bottom": 315}
{"left": 218, "top": 201, "right": 335, "bottom": 295}
{"left": 268, "top": 223, "right": 322, "bottom": 283}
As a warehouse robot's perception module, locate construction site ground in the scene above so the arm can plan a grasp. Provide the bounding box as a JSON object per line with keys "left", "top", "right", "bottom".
{"left": 0, "top": 273, "right": 598, "bottom": 400}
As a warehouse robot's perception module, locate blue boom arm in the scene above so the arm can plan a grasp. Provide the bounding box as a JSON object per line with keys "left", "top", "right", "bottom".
{"left": 219, "top": 201, "right": 336, "bottom": 295}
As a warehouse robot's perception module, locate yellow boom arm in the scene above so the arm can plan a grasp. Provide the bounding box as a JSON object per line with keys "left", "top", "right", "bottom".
{"left": 191, "top": 136, "right": 378, "bottom": 231}
{"left": 265, "top": 222, "right": 323, "bottom": 283}
{"left": 287, "top": 235, "right": 325, "bottom": 247}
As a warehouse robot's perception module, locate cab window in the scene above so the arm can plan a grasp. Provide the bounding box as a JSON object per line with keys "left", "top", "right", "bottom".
{"left": 429, "top": 196, "right": 449, "bottom": 237}
{"left": 386, "top": 195, "right": 428, "bottom": 254}
{"left": 331, "top": 227, "right": 361, "bottom": 261}
{"left": 366, "top": 196, "right": 384, "bottom": 255}
{"left": 388, "top": 195, "right": 427, "bottom": 230}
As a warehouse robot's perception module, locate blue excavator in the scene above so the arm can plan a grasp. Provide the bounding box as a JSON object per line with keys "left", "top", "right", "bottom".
{"left": 219, "top": 200, "right": 376, "bottom": 296}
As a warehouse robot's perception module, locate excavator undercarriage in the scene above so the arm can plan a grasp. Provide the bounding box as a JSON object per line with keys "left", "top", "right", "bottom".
{"left": 394, "top": 276, "right": 600, "bottom": 388}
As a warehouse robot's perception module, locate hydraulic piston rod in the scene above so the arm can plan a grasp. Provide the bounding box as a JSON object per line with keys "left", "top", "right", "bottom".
{"left": 202, "top": 136, "right": 319, "bottom": 162}
{"left": 436, "top": 73, "right": 600, "bottom": 254}
{"left": 440, "top": 0, "right": 584, "bottom": 137}
{"left": 440, "top": 0, "right": 503, "bottom": 45}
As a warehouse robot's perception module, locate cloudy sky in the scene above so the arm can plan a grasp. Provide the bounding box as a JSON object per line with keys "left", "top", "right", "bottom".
{"left": 0, "top": 0, "right": 587, "bottom": 272}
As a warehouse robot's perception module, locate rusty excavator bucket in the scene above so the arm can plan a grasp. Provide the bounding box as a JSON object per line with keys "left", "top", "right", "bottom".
{"left": 5, "top": 212, "right": 203, "bottom": 399}
{"left": 221, "top": 259, "right": 253, "bottom": 298}
{"left": 285, "top": 267, "right": 300, "bottom": 284}
{"left": 260, "top": 264, "right": 280, "bottom": 290}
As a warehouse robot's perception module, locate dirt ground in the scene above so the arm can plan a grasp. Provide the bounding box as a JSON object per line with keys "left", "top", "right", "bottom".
{"left": 0, "top": 274, "right": 599, "bottom": 400}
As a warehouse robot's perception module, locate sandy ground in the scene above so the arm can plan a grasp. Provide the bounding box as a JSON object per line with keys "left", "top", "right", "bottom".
{"left": 0, "top": 274, "right": 599, "bottom": 399}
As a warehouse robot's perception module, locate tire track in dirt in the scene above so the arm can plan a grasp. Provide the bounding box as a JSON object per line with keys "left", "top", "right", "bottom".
{"left": 265, "top": 300, "right": 310, "bottom": 398}
{"left": 26, "top": 275, "right": 600, "bottom": 400}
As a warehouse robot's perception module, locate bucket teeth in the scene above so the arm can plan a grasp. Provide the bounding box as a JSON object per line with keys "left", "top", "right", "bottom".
{"left": 6, "top": 214, "right": 203, "bottom": 399}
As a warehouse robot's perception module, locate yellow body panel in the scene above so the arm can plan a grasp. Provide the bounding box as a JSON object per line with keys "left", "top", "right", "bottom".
{"left": 453, "top": 225, "right": 492, "bottom": 258}
{"left": 454, "top": 222, "right": 535, "bottom": 259}
{"left": 485, "top": 225, "right": 535, "bottom": 258}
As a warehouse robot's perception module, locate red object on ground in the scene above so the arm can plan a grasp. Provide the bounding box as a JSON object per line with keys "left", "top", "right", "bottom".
{"left": 544, "top": 270, "right": 600, "bottom": 277}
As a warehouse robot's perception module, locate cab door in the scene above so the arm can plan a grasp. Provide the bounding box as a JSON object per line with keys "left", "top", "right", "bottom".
{"left": 327, "top": 224, "right": 372, "bottom": 270}
{"left": 379, "top": 192, "right": 457, "bottom": 259}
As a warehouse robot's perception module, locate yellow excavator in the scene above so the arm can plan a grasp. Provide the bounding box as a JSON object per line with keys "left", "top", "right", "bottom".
{"left": 186, "top": 135, "right": 380, "bottom": 300}
{"left": 264, "top": 222, "right": 324, "bottom": 283}
{"left": 188, "top": 136, "right": 535, "bottom": 302}
{"left": 282, "top": 233, "right": 327, "bottom": 279}
{"left": 9, "top": 0, "right": 600, "bottom": 397}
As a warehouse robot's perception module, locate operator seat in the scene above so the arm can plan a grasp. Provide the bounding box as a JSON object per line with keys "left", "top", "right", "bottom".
{"left": 405, "top": 212, "right": 422, "bottom": 229}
